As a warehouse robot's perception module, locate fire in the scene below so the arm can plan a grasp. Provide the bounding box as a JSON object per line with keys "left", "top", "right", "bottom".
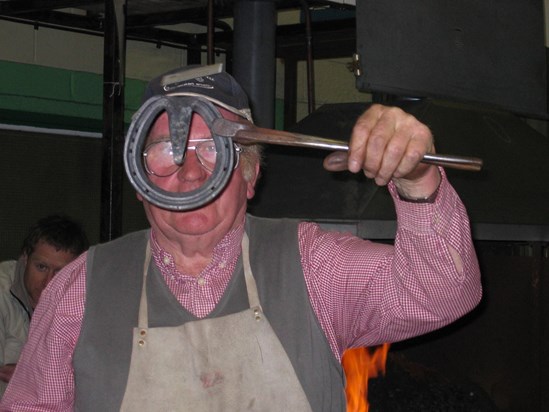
{"left": 342, "top": 344, "right": 390, "bottom": 412}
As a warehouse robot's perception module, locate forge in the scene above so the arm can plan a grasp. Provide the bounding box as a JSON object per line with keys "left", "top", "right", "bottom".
{"left": 368, "top": 352, "right": 498, "bottom": 411}
{"left": 249, "top": 100, "right": 549, "bottom": 412}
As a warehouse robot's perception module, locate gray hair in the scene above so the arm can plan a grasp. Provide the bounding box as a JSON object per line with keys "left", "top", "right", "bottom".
{"left": 240, "top": 144, "right": 264, "bottom": 182}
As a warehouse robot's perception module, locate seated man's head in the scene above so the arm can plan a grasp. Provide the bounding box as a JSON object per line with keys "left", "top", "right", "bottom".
{"left": 20, "top": 215, "right": 89, "bottom": 308}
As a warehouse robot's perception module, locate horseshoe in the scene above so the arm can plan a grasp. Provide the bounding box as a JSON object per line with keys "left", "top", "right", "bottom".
{"left": 124, "top": 96, "right": 236, "bottom": 211}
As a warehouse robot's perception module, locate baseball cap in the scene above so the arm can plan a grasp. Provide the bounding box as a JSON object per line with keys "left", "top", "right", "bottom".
{"left": 142, "top": 63, "right": 253, "bottom": 122}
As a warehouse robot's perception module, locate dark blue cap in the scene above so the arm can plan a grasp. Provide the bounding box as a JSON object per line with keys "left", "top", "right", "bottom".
{"left": 142, "top": 63, "right": 253, "bottom": 122}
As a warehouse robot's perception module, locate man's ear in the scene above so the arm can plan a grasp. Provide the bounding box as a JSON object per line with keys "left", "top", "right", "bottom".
{"left": 20, "top": 253, "right": 28, "bottom": 268}
{"left": 246, "top": 163, "right": 261, "bottom": 200}
{"left": 136, "top": 192, "right": 144, "bottom": 203}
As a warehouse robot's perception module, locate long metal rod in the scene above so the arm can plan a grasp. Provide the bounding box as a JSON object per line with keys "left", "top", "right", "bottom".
{"left": 100, "top": 0, "right": 126, "bottom": 242}
{"left": 300, "top": 0, "right": 315, "bottom": 114}
{"left": 212, "top": 118, "right": 483, "bottom": 172}
{"left": 207, "top": 0, "right": 214, "bottom": 64}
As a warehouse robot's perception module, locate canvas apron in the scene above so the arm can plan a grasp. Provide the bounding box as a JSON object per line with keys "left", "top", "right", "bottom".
{"left": 119, "top": 234, "right": 313, "bottom": 411}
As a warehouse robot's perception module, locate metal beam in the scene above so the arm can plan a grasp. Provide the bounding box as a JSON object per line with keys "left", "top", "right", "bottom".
{"left": 0, "top": 10, "right": 103, "bottom": 30}
{"left": 0, "top": 0, "right": 102, "bottom": 15}
{"left": 100, "top": 0, "right": 126, "bottom": 242}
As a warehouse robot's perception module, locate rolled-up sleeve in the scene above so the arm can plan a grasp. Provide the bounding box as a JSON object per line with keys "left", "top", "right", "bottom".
{"left": 0, "top": 254, "right": 87, "bottom": 410}
{"left": 299, "top": 170, "right": 482, "bottom": 360}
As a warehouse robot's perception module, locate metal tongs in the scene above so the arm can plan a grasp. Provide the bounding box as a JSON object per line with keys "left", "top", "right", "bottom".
{"left": 212, "top": 118, "right": 483, "bottom": 172}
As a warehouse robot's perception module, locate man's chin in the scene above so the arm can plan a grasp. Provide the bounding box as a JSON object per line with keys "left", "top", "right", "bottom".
{"left": 169, "top": 211, "right": 219, "bottom": 235}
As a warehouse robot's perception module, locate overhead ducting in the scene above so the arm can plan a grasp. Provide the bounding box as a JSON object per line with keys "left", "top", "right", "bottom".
{"left": 249, "top": 99, "right": 549, "bottom": 242}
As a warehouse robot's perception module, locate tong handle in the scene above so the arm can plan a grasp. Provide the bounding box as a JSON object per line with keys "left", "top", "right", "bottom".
{"left": 212, "top": 119, "right": 483, "bottom": 172}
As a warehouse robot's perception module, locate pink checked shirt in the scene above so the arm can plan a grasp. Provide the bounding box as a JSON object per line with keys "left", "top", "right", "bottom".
{"left": 1, "top": 175, "right": 482, "bottom": 410}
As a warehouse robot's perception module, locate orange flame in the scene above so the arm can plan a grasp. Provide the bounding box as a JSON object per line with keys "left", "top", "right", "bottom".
{"left": 342, "top": 344, "right": 390, "bottom": 412}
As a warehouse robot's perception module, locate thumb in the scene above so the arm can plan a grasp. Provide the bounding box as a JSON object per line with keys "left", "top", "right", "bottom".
{"left": 323, "top": 151, "right": 349, "bottom": 172}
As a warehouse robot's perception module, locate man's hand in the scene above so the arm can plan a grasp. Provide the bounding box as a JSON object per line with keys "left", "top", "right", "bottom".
{"left": 323, "top": 104, "right": 441, "bottom": 199}
{"left": 0, "top": 364, "right": 16, "bottom": 383}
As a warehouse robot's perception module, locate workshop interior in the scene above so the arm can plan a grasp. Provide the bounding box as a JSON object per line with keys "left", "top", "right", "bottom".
{"left": 1, "top": 1, "right": 548, "bottom": 410}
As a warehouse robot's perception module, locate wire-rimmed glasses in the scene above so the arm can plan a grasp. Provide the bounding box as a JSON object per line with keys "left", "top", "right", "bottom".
{"left": 142, "top": 139, "right": 242, "bottom": 177}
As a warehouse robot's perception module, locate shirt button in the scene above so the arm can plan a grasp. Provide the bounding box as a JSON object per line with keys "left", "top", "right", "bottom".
{"left": 218, "top": 261, "right": 226, "bottom": 269}
{"left": 163, "top": 256, "right": 171, "bottom": 265}
{"left": 197, "top": 277, "right": 206, "bottom": 286}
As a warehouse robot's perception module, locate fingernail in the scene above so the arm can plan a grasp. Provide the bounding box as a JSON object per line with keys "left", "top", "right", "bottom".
{"left": 349, "top": 160, "right": 360, "bottom": 172}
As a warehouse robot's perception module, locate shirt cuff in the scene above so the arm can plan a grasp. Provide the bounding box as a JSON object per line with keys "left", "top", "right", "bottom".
{"left": 388, "top": 168, "right": 458, "bottom": 235}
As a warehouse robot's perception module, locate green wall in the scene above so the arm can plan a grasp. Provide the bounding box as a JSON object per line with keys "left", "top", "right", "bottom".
{"left": 0, "top": 61, "right": 288, "bottom": 260}
{"left": 0, "top": 61, "right": 148, "bottom": 259}
{"left": 0, "top": 60, "right": 146, "bottom": 132}
{"left": 0, "top": 60, "right": 286, "bottom": 131}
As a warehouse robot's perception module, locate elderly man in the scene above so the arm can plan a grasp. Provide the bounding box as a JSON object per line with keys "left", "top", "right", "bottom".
{"left": 2, "top": 65, "right": 481, "bottom": 411}
{"left": 0, "top": 215, "right": 88, "bottom": 397}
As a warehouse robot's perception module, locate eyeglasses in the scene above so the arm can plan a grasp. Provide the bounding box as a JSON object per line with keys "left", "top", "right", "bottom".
{"left": 142, "top": 139, "right": 242, "bottom": 177}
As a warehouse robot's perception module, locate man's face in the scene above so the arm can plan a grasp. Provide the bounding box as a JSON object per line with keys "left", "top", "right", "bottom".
{"left": 139, "top": 109, "right": 260, "bottom": 246}
{"left": 23, "top": 240, "right": 78, "bottom": 308}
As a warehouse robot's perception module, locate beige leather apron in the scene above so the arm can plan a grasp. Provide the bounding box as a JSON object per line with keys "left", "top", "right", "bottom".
{"left": 120, "top": 234, "right": 313, "bottom": 411}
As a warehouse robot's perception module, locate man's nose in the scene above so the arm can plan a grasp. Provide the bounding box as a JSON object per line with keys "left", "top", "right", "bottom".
{"left": 45, "top": 270, "right": 56, "bottom": 283}
{"left": 177, "top": 149, "right": 207, "bottom": 182}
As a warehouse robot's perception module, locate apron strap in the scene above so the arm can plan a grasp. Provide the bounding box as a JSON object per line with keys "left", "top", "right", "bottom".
{"left": 242, "top": 233, "right": 262, "bottom": 314}
{"left": 138, "top": 241, "right": 151, "bottom": 329}
{"left": 137, "top": 233, "right": 262, "bottom": 329}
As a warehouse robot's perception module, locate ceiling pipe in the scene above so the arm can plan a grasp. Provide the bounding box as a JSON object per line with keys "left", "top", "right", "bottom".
{"left": 100, "top": 0, "right": 126, "bottom": 242}
{"left": 207, "top": 0, "right": 214, "bottom": 64}
{"left": 300, "top": 0, "right": 315, "bottom": 114}
{"left": 233, "top": 0, "right": 277, "bottom": 128}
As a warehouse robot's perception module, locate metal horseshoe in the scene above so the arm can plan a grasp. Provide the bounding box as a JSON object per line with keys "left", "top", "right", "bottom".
{"left": 124, "top": 96, "right": 237, "bottom": 211}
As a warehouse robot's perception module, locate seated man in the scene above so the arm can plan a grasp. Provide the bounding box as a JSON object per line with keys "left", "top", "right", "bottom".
{"left": 0, "top": 215, "right": 88, "bottom": 396}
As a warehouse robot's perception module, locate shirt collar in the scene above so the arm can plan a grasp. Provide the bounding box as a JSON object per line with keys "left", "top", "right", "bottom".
{"left": 149, "top": 220, "right": 245, "bottom": 281}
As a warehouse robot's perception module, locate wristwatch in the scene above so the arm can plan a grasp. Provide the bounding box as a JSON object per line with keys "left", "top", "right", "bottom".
{"left": 398, "top": 185, "right": 440, "bottom": 204}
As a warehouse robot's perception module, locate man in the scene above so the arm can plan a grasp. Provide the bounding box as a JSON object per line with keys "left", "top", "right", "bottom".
{"left": 2, "top": 65, "right": 481, "bottom": 411}
{"left": 0, "top": 215, "right": 88, "bottom": 396}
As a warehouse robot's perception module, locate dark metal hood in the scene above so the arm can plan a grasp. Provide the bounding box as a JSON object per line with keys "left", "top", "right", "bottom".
{"left": 248, "top": 99, "right": 549, "bottom": 241}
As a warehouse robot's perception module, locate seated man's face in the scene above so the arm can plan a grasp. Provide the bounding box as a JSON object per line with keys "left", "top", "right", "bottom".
{"left": 23, "top": 240, "right": 78, "bottom": 308}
